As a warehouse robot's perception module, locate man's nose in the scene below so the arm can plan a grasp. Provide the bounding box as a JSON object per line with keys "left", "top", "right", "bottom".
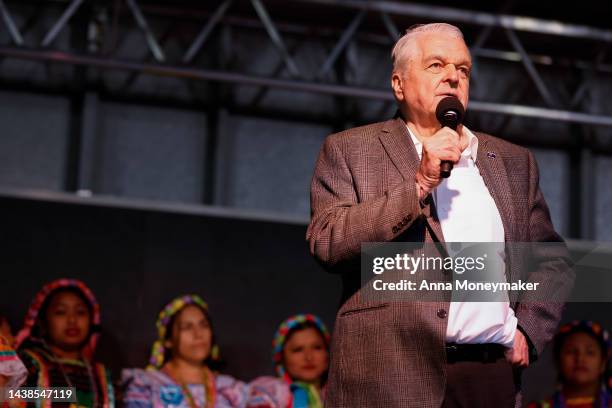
{"left": 443, "top": 64, "right": 459, "bottom": 85}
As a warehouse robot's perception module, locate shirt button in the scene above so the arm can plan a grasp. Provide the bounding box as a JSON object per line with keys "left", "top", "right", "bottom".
{"left": 437, "top": 309, "right": 447, "bottom": 319}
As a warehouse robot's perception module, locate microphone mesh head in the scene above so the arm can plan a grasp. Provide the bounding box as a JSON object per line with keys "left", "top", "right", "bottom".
{"left": 435, "top": 96, "right": 465, "bottom": 128}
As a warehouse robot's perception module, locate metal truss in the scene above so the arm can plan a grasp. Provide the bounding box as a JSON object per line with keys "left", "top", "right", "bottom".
{"left": 0, "top": 0, "right": 610, "bottom": 129}
{"left": 0, "top": 0, "right": 612, "bottom": 126}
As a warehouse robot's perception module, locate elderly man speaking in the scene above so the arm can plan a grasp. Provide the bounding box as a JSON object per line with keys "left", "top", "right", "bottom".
{"left": 306, "top": 23, "right": 573, "bottom": 407}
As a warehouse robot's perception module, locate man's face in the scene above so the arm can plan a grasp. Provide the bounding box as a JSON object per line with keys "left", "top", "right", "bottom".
{"left": 392, "top": 32, "right": 471, "bottom": 127}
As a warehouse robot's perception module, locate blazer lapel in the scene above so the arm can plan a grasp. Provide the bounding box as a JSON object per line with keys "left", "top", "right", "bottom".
{"left": 379, "top": 117, "right": 419, "bottom": 180}
{"left": 475, "top": 133, "right": 517, "bottom": 281}
{"left": 379, "top": 118, "right": 447, "bottom": 244}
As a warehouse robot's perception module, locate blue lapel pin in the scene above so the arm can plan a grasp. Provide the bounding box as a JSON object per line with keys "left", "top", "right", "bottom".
{"left": 487, "top": 151, "right": 496, "bottom": 159}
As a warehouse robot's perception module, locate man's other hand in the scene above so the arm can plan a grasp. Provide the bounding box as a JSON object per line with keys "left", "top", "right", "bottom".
{"left": 505, "top": 330, "right": 530, "bottom": 367}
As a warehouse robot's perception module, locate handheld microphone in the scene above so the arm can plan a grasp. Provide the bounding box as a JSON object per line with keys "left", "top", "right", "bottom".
{"left": 435, "top": 96, "right": 465, "bottom": 178}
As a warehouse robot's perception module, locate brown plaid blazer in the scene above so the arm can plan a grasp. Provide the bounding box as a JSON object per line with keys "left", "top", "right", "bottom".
{"left": 306, "top": 117, "right": 573, "bottom": 407}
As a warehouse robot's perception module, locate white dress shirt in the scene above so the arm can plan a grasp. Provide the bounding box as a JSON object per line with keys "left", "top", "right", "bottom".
{"left": 407, "top": 125, "right": 517, "bottom": 347}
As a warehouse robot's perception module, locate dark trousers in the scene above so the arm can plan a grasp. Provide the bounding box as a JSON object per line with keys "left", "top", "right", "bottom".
{"left": 442, "top": 357, "right": 521, "bottom": 408}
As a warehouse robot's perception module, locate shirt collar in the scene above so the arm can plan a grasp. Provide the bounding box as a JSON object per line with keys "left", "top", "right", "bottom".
{"left": 406, "top": 124, "right": 479, "bottom": 163}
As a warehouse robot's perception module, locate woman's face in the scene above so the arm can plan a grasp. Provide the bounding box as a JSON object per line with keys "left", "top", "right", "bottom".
{"left": 282, "top": 327, "right": 329, "bottom": 383}
{"left": 167, "top": 305, "right": 212, "bottom": 365}
{"left": 44, "top": 291, "right": 91, "bottom": 352}
{"left": 559, "top": 332, "right": 606, "bottom": 387}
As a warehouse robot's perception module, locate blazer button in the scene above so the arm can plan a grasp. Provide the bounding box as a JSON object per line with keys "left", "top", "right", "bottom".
{"left": 437, "top": 309, "right": 447, "bottom": 319}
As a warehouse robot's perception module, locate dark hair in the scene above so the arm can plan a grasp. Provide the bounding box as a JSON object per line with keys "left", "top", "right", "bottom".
{"left": 164, "top": 303, "right": 224, "bottom": 371}
{"left": 554, "top": 328, "right": 608, "bottom": 363}
{"left": 284, "top": 321, "right": 328, "bottom": 346}
{"left": 282, "top": 321, "right": 330, "bottom": 384}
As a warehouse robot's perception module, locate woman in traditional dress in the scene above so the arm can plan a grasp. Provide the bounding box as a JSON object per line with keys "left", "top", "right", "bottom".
{"left": 122, "top": 294, "right": 289, "bottom": 408}
{"left": 15, "top": 278, "right": 115, "bottom": 407}
{"left": 528, "top": 320, "right": 612, "bottom": 408}
{"left": 271, "top": 314, "right": 330, "bottom": 408}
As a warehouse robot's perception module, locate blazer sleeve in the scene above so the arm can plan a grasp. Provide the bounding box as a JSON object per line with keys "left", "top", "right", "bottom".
{"left": 306, "top": 134, "right": 422, "bottom": 271}
{"left": 514, "top": 150, "right": 575, "bottom": 360}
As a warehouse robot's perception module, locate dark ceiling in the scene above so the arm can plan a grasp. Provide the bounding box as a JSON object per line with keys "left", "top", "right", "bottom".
{"left": 128, "top": 0, "right": 612, "bottom": 63}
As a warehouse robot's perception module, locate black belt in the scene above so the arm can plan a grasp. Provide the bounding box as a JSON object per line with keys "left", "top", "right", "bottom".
{"left": 445, "top": 343, "right": 506, "bottom": 363}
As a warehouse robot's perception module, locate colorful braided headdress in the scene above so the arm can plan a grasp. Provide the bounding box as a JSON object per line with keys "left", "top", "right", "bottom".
{"left": 147, "top": 294, "right": 220, "bottom": 370}
{"left": 15, "top": 278, "right": 101, "bottom": 359}
{"left": 555, "top": 320, "right": 612, "bottom": 355}
{"left": 272, "top": 314, "right": 331, "bottom": 381}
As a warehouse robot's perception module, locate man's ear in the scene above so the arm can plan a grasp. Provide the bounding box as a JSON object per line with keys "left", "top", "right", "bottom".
{"left": 164, "top": 339, "right": 172, "bottom": 350}
{"left": 391, "top": 73, "right": 404, "bottom": 102}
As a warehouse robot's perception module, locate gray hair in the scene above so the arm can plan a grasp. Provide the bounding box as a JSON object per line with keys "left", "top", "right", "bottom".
{"left": 391, "top": 23, "right": 465, "bottom": 73}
